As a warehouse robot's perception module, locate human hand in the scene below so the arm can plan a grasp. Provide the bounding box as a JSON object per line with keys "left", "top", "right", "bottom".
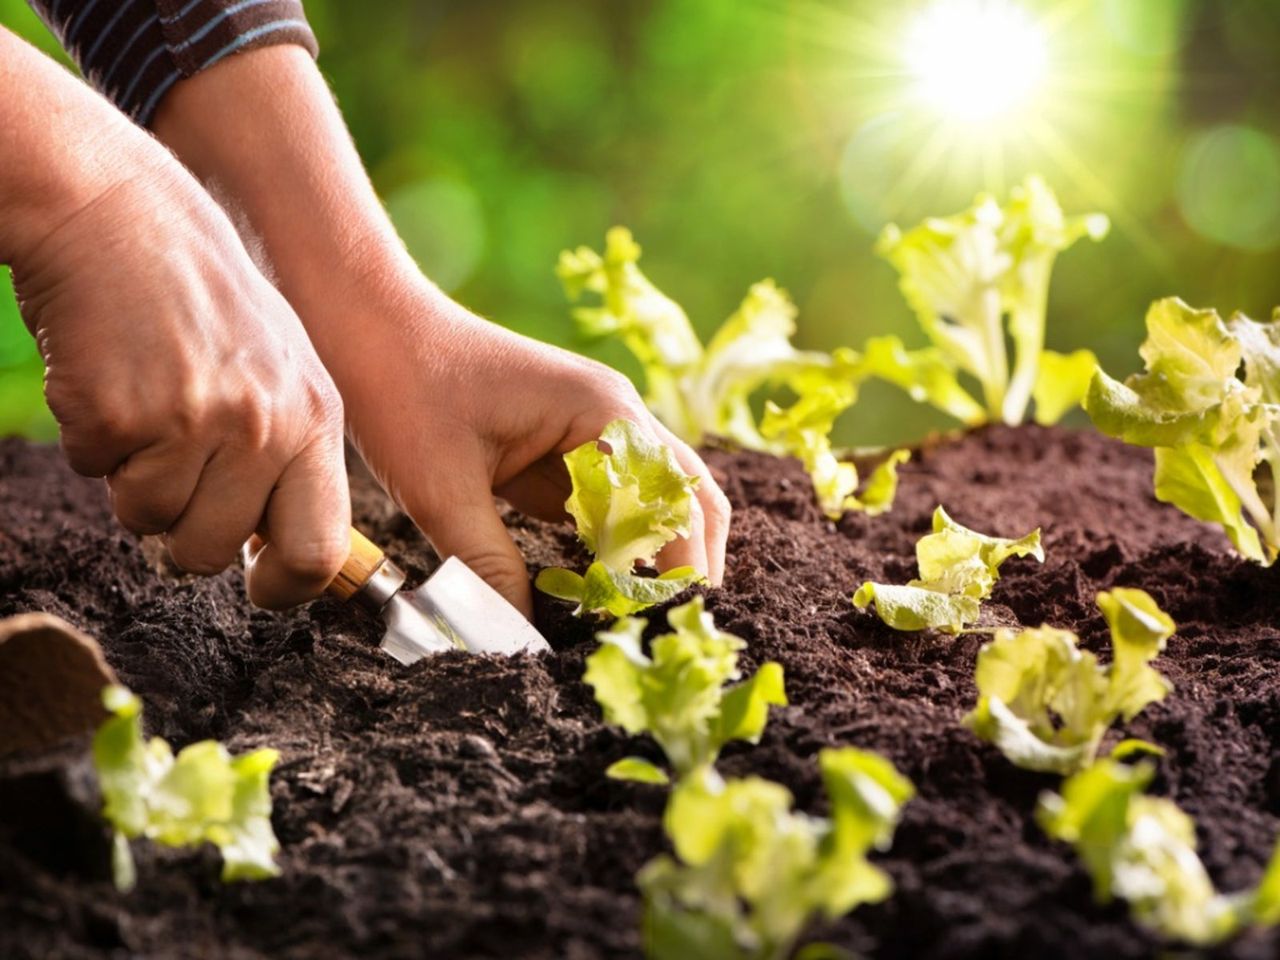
{"left": 336, "top": 289, "right": 731, "bottom": 617}
{"left": 149, "top": 45, "right": 728, "bottom": 615}
{"left": 11, "top": 159, "right": 351, "bottom": 608}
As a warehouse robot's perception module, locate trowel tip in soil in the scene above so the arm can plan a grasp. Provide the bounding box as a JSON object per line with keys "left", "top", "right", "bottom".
{"left": 380, "top": 557, "right": 551, "bottom": 664}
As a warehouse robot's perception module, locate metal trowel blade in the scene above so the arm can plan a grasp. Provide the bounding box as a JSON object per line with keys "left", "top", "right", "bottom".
{"left": 378, "top": 556, "right": 552, "bottom": 665}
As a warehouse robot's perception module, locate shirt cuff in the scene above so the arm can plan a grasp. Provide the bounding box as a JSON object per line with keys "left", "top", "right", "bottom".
{"left": 33, "top": 0, "right": 319, "bottom": 127}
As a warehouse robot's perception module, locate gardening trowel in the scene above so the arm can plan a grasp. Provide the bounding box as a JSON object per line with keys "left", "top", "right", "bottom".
{"left": 325, "top": 528, "right": 551, "bottom": 665}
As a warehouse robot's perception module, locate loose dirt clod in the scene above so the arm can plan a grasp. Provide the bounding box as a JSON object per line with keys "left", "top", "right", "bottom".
{"left": 1, "top": 426, "right": 1278, "bottom": 960}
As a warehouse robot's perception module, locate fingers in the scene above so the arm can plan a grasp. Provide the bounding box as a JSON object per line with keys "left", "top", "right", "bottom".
{"left": 243, "top": 438, "right": 351, "bottom": 609}
{"left": 161, "top": 445, "right": 277, "bottom": 576}
{"left": 409, "top": 472, "right": 535, "bottom": 620}
{"left": 107, "top": 439, "right": 209, "bottom": 535}
{"left": 652, "top": 422, "right": 731, "bottom": 586}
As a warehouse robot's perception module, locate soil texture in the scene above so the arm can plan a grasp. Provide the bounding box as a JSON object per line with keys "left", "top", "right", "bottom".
{"left": 1, "top": 425, "right": 1278, "bottom": 959}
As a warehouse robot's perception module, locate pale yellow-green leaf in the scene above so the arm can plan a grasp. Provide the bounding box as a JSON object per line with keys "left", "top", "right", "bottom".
{"left": 1033, "top": 348, "right": 1098, "bottom": 425}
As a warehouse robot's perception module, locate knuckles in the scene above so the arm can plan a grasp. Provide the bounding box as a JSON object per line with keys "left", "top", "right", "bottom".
{"left": 273, "top": 529, "right": 350, "bottom": 587}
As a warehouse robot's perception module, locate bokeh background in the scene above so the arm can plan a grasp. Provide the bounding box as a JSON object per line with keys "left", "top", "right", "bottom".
{"left": 4, "top": 0, "right": 1280, "bottom": 446}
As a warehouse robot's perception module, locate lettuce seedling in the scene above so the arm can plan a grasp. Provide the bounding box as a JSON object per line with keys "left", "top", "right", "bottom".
{"left": 964, "top": 589, "right": 1174, "bottom": 774}
{"left": 584, "top": 597, "right": 786, "bottom": 784}
{"left": 93, "top": 685, "right": 280, "bottom": 892}
{"left": 639, "top": 749, "right": 913, "bottom": 960}
{"left": 536, "top": 419, "right": 705, "bottom": 617}
{"left": 853, "top": 506, "right": 1043, "bottom": 632}
{"left": 559, "top": 228, "right": 908, "bottom": 519}
{"left": 875, "top": 176, "right": 1108, "bottom": 426}
{"left": 1087, "top": 296, "right": 1280, "bottom": 565}
{"left": 1038, "top": 758, "right": 1280, "bottom": 946}
{"left": 761, "top": 385, "right": 912, "bottom": 519}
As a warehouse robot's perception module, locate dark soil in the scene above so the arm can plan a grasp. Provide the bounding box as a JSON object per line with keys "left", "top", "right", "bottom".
{"left": 1, "top": 424, "right": 1278, "bottom": 960}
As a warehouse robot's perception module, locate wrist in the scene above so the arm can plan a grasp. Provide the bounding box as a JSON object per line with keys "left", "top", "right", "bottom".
{"left": 0, "top": 31, "right": 171, "bottom": 267}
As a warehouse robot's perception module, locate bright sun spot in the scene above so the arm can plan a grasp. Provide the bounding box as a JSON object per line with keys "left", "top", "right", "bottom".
{"left": 905, "top": 0, "right": 1048, "bottom": 124}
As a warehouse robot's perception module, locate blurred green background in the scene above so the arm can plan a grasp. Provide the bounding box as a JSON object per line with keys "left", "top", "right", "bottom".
{"left": 4, "top": 0, "right": 1280, "bottom": 446}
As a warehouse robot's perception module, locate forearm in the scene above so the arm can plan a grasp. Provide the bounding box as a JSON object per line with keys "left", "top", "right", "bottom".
{"left": 151, "top": 46, "right": 444, "bottom": 396}
{"left": 0, "top": 29, "right": 168, "bottom": 267}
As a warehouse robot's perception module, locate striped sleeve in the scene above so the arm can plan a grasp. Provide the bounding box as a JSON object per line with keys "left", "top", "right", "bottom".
{"left": 24, "top": 0, "right": 318, "bottom": 126}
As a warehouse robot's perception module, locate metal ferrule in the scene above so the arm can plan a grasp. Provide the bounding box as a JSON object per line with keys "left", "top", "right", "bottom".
{"left": 353, "top": 558, "right": 407, "bottom": 614}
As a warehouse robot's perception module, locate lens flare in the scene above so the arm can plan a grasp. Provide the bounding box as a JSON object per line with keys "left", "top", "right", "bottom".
{"left": 905, "top": 0, "right": 1049, "bottom": 124}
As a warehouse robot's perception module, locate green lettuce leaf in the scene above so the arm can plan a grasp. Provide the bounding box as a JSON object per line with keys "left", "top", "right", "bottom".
{"left": 564, "top": 419, "right": 698, "bottom": 570}
{"left": 535, "top": 562, "right": 703, "bottom": 618}
{"left": 559, "top": 228, "right": 857, "bottom": 451}
{"left": 854, "top": 506, "right": 1043, "bottom": 633}
{"left": 1033, "top": 348, "right": 1098, "bottom": 425}
{"left": 852, "top": 583, "right": 979, "bottom": 634}
{"left": 859, "top": 335, "right": 987, "bottom": 426}
{"left": 92, "top": 685, "right": 281, "bottom": 891}
{"left": 640, "top": 751, "right": 911, "bottom": 960}
{"left": 1038, "top": 759, "right": 1278, "bottom": 946}
{"left": 606, "top": 756, "right": 671, "bottom": 785}
{"left": 559, "top": 231, "right": 895, "bottom": 519}
{"left": 876, "top": 176, "right": 1106, "bottom": 425}
{"left": 998, "top": 178, "right": 1110, "bottom": 424}
{"left": 583, "top": 598, "right": 786, "bottom": 779}
{"left": 964, "top": 589, "right": 1173, "bottom": 774}
{"left": 536, "top": 418, "right": 705, "bottom": 617}
{"left": 558, "top": 227, "right": 704, "bottom": 441}
{"left": 760, "top": 388, "right": 911, "bottom": 520}
{"left": 1097, "top": 587, "right": 1176, "bottom": 720}
{"left": 1086, "top": 297, "right": 1279, "bottom": 563}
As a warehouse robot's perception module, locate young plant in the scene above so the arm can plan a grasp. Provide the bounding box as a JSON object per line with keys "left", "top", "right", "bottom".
{"left": 853, "top": 506, "right": 1043, "bottom": 632}
{"left": 760, "top": 385, "right": 911, "bottom": 519}
{"left": 93, "top": 685, "right": 281, "bottom": 892}
{"left": 535, "top": 418, "right": 705, "bottom": 617}
{"left": 584, "top": 597, "right": 786, "bottom": 784}
{"left": 964, "top": 589, "right": 1174, "bottom": 774}
{"left": 639, "top": 749, "right": 914, "bottom": 960}
{"left": 1038, "top": 758, "right": 1280, "bottom": 946}
{"left": 558, "top": 228, "right": 908, "bottom": 519}
{"left": 874, "top": 176, "right": 1108, "bottom": 426}
{"left": 1086, "top": 296, "right": 1280, "bottom": 565}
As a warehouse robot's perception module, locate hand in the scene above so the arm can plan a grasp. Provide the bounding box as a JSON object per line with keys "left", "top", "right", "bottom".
{"left": 339, "top": 291, "right": 731, "bottom": 617}
{"left": 150, "top": 45, "right": 729, "bottom": 616}
{"left": 11, "top": 159, "right": 352, "bottom": 608}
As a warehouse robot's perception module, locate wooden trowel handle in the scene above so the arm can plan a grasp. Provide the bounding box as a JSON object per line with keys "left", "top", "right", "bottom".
{"left": 326, "top": 528, "right": 387, "bottom": 601}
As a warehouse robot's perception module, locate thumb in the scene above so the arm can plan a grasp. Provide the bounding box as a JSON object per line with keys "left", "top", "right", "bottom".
{"left": 409, "top": 479, "right": 534, "bottom": 619}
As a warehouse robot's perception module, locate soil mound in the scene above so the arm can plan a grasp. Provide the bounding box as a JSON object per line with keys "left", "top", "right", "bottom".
{"left": 1, "top": 426, "right": 1277, "bottom": 959}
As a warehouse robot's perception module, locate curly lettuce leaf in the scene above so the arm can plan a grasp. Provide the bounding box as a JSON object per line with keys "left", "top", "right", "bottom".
{"left": 848, "top": 449, "right": 912, "bottom": 518}
{"left": 760, "top": 386, "right": 909, "bottom": 520}
{"left": 692, "top": 279, "right": 845, "bottom": 451}
{"left": 565, "top": 419, "right": 698, "bottom": 570}
{"left": 965, "top": 589, "right": 1173, "bottom": 774}
{"left": 558, "top": 227, "right": 704, "bottom": 440}
{"left": 854, "top": 506, "right": 1042, "bottom": 633}
{"left": 559, "top": 229, "right": 861, "bottom": 456}
{"left": 584, "top": 598, "right": 786, "bottom": 779}
{"left": 1038, "top": 759, "right": 1278, "bottom": 946}
{"left": 93, "top": 685, "right": 280, "bottom": 891}
{"left": 559, "top": 231, "right": 891, "bottom": 519}
{"left": 1086, "top": 297, "right": 1277, "bottom": 563}
{"left": 537, "top": 419, "right": 705, "bottom": 617}
{"left": 876, "top": 177, "right": 1106, "bottom": 425}
{"left": 640, "top": 751, "right": 911, "bottom": 960}
{"left": 1097, "top": 587, "right": 1176, "bottom": 720}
